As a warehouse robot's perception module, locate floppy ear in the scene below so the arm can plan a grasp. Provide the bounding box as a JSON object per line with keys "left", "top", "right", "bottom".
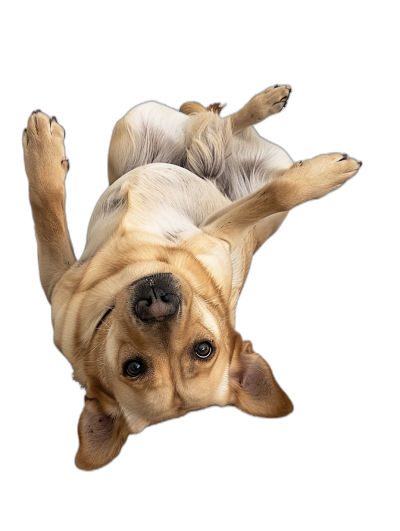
{"left": 229, "top": 341, "right": 293, "bottom": 418}
{"left": 75, "top": 397, "right": 130, "bottom": 471}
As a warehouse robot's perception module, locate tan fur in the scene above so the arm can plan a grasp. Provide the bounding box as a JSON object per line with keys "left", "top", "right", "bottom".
{"left": 179, "top": 102, "right": 207, "bottom": 115}
{"left": 23, "top": 85, "right": 361, "bottom": 470}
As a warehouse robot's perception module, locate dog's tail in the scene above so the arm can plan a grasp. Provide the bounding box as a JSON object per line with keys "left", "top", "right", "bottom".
{"left": 206, "top": 103, "right": 226, "bottom": 115}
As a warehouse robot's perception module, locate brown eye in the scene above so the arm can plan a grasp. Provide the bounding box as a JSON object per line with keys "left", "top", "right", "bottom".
{"left": 124, "top": 359, "right": 143, "bottom": 377}
{"left": 194, "top": 341, "right": 213, "bottom": 359}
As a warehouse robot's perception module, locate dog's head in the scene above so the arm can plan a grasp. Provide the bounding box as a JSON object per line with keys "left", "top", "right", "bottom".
{"left": 52, "top": 231, "right": 292, "bottom": 470}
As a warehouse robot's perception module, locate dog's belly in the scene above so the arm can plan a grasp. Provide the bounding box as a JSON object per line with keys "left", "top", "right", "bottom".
{"left": 125, "top": 163, "right": 231, "bottom": 240}
{"left": 81, "top": 163, "right": 231, "bottom": 261}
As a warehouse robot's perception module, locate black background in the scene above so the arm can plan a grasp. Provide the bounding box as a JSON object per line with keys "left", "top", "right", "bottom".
{"left": 8, "top": 12, "right": 380, "bottom": 519}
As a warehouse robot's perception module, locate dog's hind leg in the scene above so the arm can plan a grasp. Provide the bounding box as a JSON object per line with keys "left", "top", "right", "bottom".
{"left": 229, "top": 84, "right": 291, "bottom": 134}
{"left": 179, "top": 102, "right": 208, "bottom": 115}
{"left": 23, "top": 112, "right": 76, "bottom": 302}
{"left": 181, "top": 98, "right": 292, "bottom": 250}
{"left": 108, "top": 102, "right": 188, "bottom": 186}
{"left": 214, "top": 85, "right": 293, "bottom": 247}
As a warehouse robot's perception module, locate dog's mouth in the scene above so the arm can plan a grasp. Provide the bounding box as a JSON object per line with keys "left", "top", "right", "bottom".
{"left": 131, "top": 273, "right": 182, "bottom": 323}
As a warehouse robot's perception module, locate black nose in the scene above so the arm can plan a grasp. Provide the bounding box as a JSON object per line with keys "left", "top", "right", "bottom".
{"left": 132, "top": 274, "right": 180, "bottom": 322}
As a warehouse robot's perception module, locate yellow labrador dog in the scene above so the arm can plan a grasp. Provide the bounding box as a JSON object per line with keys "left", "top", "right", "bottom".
{"left": 23, "top": 85, "right": 361, "bottom": 470}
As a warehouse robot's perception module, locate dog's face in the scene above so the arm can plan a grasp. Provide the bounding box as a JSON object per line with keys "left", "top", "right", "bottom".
{"left": 100, "top": 270, "right": 234, "bottom": 428}
{"left": 55, "top": 237, "right": 292, "bottom": 470}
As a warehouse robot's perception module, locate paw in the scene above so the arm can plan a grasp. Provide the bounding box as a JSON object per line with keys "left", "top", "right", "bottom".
{"left": 307, "top": 152, "right": 361, "bottom": 184}
{"left": 265, "top": 84, "right": 292, "bottom": 113}
{"left": 291, "top": 153, "right": 362, "bottom": 202}
{"left": 23, "top": 111, "right": 68, "bottom": 185}
{"left": 250, "top": 84, "right": 292, "bottom": 121}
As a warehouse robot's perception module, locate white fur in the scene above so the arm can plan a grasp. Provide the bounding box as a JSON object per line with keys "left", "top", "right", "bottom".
{"left": 82, "top": 101, "right": 293, "bottom": 261}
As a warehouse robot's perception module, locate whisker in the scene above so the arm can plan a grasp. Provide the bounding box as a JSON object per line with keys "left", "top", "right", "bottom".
{"left": 83, "top": 338, "right": 107, "bottom": 360}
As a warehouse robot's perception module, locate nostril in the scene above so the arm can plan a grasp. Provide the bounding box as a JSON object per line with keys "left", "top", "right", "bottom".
{"left": 135, "top": 293, "right": 180, "bottom": 322}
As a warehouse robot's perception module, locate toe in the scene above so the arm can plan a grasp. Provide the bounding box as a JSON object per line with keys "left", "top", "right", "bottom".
{"left": 22, "top": 128, "right": 28, "bottom": 148}
{"left": 36, "top": 111, "right": 52, "bottom": 137}
{"left": 27, "top": 110, "right": 52, "bottom": 138}
{"left": 50, "top": 116, "right": 65, "bottom": 138}
{"left": 27, "top": 111, "right": 39, "bottom": 135}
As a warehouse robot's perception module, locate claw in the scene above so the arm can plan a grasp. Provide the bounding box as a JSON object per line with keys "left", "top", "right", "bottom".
{"left": 23, "top": 128, "right": 28, "bottom": 145}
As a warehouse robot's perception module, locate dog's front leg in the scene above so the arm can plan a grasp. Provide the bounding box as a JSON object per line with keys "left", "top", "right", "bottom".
{"left": 201, "top": 154, "right": 362, "bottom": 247}
{"left": 23, "top": 111, "right": 76, "bottom": 301}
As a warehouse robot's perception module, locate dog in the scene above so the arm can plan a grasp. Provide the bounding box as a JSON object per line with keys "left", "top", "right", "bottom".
{"left": 23, "top": 84, "right": 361, "bottom": 470}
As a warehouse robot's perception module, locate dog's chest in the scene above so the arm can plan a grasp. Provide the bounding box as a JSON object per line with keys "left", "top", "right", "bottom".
{"left": 124, "top": 164, "right": 230, "bottom": 241}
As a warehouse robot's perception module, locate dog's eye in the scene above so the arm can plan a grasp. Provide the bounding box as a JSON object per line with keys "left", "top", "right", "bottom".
{"left": 96, "top": 306, "right": 115, "bottom": 330}
{"left": 124, "top": 359, "right": 143, "bottom": 377}
{"left": 194, "top": 341, "right": 213, "bottom": 359}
